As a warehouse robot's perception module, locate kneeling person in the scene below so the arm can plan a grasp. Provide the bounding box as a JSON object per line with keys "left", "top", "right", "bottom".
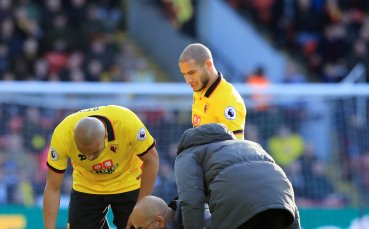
{"left": 128, "top": 195, "right": 210, "bottom": 229}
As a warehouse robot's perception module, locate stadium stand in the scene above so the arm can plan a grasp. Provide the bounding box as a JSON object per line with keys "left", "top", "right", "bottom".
{"left": 0, "top": 0, "right": 164, "bottom": 82}
{"left": 225, "top": 0, "right": 369, "bottom": 83}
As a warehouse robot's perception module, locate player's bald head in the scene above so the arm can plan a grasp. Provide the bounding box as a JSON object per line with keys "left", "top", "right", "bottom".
{"left": 131, "top": 195, "right": 168, "bottom": 220}
{"left": 179, "top": 43, "right": 213, "bottom": 65}
{"left": 74, "top": 117, "right": 105, "bottom": 146}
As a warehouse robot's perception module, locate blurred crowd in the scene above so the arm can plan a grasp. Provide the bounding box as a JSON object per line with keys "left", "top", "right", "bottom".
{"left": 1, "top": 99, "right": 368, "bottom": 208}
{"left": 226, "top": 0, "right": 369, "bottom": 82}
{"left": 0, "top": 0, "right": 368, "bottom": 212}
{"left": 3, "top": 0, "right": 368, "bottom": 83}
{"left": 154, "top": 0, "right": 197, "bottom": 38}
{"left": 0, "top": 0, "right": 156, "bottom": 82}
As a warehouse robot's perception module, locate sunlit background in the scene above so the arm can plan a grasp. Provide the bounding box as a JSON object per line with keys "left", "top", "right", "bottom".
{"left": 0, "top": 0, "right": 368, "bottom": 228}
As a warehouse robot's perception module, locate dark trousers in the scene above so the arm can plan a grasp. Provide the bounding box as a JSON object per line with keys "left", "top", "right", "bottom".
{"left": 237, "top": 209, "right": 294, "bottom": 229}
{"left": 68, "top": 189, "right": 139, "bottom": 229}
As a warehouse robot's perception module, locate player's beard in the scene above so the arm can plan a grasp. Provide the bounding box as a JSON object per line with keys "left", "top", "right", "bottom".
{"left": 194, "top": 71, "right": 210, "bottom": 92}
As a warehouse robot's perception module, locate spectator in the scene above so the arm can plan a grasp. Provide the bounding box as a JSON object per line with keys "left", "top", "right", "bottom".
{"left": 283, "top": 60, "right": 306, "bottom": 83}
{"left": 152, "top": 160, "right": 177, "bottom": 203}
{"left": 299, "top": 147, "right": 346, "bottom": 207}
{"left": 16, "top": 171, "right": 35, "bottom": 206}
{"left": 245, "top": 66, "right": 271, "bottom": 111}
{"left": 1, "top": 17, "right": 23, "bottom": 61}
{"left": 3, "top": 160, "right": 18, "bottom": 203}
{"left": 23, "top": 107, "right": 47, "bottom": 154}
{"left": 0, "top": 156, "right": 9, "bottom": 204}
{"left": 33, "top": 58, "right": 49, "bottom": 80}
{"left": 66, "top": 0, "right": 88, "bottom": 30}
{"left": 59, "top": 51, "right": 85, "bottom": 81}
{"left": 0, "top": 43, "right": 10, "bottom": 75}
{"left": 267, "top": 126, "right": 305, "bottom": 169}
{"left": 0, "top": 0, "right": 13, "bottom": 21}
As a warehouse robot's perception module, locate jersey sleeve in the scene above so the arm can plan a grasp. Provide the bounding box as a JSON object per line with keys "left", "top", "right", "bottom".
{"left": 214, "top": 93, "right": 246, "bottom": 138}
{"left": 46, "top": 125, "right": 69, "bottom": 173}
{"left": 126, "top": 111, "right": 155, "bottom": 157}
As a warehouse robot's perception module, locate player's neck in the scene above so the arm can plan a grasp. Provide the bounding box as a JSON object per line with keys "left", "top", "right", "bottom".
{"left": 164, "top": 209, "right": 176, "bottom": 228}
{"left": 202, "top": 71, "right": 219, "bottom": 93}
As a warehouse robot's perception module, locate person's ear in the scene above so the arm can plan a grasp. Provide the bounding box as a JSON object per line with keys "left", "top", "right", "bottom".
{"left": 205, "top": 59, "right": 213, "bottom": 70}
{"left": 156, "top": 215, "right": 166, "bottom": 227}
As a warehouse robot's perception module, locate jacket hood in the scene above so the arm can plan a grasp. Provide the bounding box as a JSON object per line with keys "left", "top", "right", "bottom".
{"left": 177, "top": 123, "right": 236, "bottom": 155}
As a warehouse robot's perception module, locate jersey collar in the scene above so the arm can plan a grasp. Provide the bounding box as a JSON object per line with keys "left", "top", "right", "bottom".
{"left": 204, "top": 72, "right": 222, "bottom": 98}
{"left": 89, "top": 115, "right": 115, "bottom": 141}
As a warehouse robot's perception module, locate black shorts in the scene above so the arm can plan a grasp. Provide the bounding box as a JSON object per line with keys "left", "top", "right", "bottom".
{"left": 237, "top": 209, "right": 294, "bottom": 229}
{"left": 68, "top": 189, "right": 139, "bottom": 229}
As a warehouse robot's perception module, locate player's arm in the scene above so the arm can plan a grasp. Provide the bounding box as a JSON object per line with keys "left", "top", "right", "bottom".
{"left": 122, "top": 108, "right": 159, "bottom": 200}
{"left": 43, "top": 168, "right": 64, "bottom": 229}
{"left": 215, "top": 100, "right": 246, "bottom": 140}
{"left": 137, "top": 146, "right": 159, "bottom": 200}
{"left": 126, "top": 146, "right": 159, "bottom": 229}
{"left": 175, "top": 153, "right": 206, "bottom": 229}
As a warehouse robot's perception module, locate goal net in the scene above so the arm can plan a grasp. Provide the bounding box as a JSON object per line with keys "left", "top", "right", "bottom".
{"left": 0, "top": 82, "right": 368, "bottom": 227}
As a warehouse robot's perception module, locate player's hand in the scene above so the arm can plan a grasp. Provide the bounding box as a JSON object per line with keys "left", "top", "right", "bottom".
{"left": 125, "top": 214, "right": 133, "bottom": 229}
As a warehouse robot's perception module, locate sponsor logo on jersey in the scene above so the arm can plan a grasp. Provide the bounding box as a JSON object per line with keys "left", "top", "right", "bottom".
{"left": 91, "top": 160, "right": 118, "bottom": 174}
{"left": 50, "top": 148, "right": 59, "bottom": 161}
{"left": 224, "top": 106, "right": 236, "bottom": 120}
{"left": 78, "top": 154, "right": 87, "bottom": 161}
{"left": 193, "top": 114, "right": 201, "bottom": 126}
{"left": 137, "top": 128, "right": 146, "bottom": 141}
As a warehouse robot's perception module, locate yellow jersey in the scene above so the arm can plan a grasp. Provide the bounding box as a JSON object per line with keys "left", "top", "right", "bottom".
{"left": 46, "top": 105, "right": 155, "bottom": 194}
{"left": 192, "top": 73, "right": 246, "bottom": 139}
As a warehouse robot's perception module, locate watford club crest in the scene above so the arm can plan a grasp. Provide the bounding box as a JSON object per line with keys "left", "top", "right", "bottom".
{"left": 204, "top": 104, "right": 209, "bottom": 113}
{"left": 110, "top": 144, "right": 119, "bottom": 153}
